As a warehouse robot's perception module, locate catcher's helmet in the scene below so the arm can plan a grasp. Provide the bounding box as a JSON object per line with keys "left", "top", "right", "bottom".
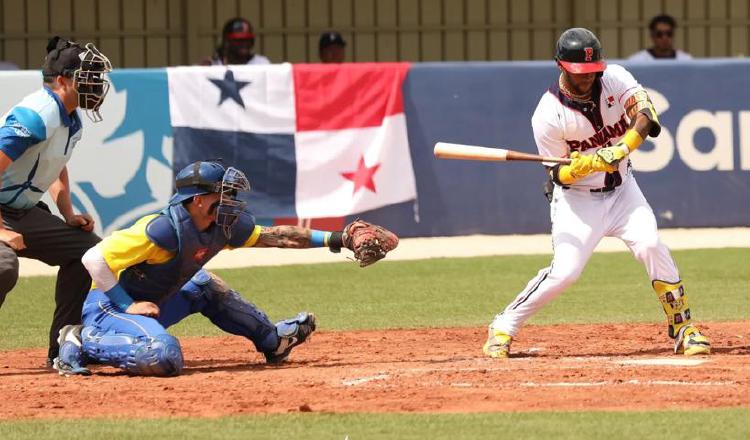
{"left": 170, "top": 161, "right": 251, "bottom": 238}
{"left": 555, "top": 28, "right": 606, "bottom": 74}
{"left": 171, "top": 161, "right": 227, "bottom": 205}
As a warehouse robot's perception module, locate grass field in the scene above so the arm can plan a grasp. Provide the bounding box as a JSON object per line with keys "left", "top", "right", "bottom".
{"left": 0, "top": 247, "right": 748, "bottom": 438}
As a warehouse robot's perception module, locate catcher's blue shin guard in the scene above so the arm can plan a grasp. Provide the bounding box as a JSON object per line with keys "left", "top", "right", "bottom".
{"left": 177, "top": 270, "right": 280, "bottom": 353}
{"left": 53, "top": 325, "right": 91, "bottom": 376}
{"left": 81, "top": 327, "right": 183, "bottom": 377}
{"left": 265, "top": 312, "right": 317, "bottom": 364}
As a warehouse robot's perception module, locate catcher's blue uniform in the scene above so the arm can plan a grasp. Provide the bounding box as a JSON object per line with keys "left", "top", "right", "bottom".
{"left": 75, "top": 203, "right": 279, "bottom": 376}
{"left": 55, "top": 162, "right": 316, "bottom": 377}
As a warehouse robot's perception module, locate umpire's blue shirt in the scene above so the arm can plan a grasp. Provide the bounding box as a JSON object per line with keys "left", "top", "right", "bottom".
{"left": 0, "top": 87, "right": 82, "bottom": 209}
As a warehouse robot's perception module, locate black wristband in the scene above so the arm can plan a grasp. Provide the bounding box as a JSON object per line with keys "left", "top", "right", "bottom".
{"left": 328, "top": 231, "right": 344, "bottom": 253}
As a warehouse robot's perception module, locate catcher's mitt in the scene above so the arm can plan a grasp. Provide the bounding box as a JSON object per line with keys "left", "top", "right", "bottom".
{"left": 342, "top": 219, "right": 399, "bottom": 267}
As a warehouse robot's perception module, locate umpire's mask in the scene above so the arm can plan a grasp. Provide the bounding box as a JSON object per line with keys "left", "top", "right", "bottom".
{"left": 73, "top": 43, "right": 113, "bottom": 122}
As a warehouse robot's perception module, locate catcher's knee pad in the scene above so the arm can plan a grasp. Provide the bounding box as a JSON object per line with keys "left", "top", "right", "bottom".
{"left": 130, "top": 334, "right": 184, "bottom": 377}
{"left": 653, "top": 280, "right": 691, "bottom": 339}
{"left": 180, "top": 269, "right": 213, "bottom": 300}
{"left": 191, "top": 271, "right": 278, "bottom": 353}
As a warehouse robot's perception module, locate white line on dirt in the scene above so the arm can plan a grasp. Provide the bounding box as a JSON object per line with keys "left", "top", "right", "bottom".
{"left": 341, "top": 374, "right": 390, "bottom": 386}
{"left": 618, "top": 358, "right": 708, "bottom": 366}
{"left": 521, "top": 381, "right": 609, "bottom": 387}
{"left": 521, "top": 379, "right": 734, "bottom": 388}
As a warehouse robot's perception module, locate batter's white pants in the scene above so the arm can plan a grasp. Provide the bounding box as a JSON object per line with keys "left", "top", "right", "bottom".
{"left": 491, "top": 177, "right": 680, "bottom": 337}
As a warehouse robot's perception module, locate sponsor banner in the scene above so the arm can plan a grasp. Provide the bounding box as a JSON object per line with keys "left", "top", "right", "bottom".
{"left": 0, "top": 60, "right": 747, "bottom": 237}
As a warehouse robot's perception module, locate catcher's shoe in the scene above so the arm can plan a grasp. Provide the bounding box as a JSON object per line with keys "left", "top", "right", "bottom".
{"left": 53, "top": 325, "right": 91, "bottom": 376}
{"left": 674, "top": 325, "right": 710, "bottom": 356}
{"left": 483, "top": 326, "right": 512, "bottom": 359}
{"left": 265, "top": 312, "right": 317, "bottom": 364}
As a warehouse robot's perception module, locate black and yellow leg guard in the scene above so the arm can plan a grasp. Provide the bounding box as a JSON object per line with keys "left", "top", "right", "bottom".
{"left": 653, "top": 280, "right": 691, "bottom": 339}
{"left": 653, "top": 280, "right": 710, "bottom": 355}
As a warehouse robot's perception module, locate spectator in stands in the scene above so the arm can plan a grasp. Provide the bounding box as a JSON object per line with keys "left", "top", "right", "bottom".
{"left": 202, "top": 17, "right": 270, "bottom": 65}
{"left": 629, "top": 14, "right": 692, "bottom": 61}
{"left": 318, "top": 31, "right": 346, "bottom": 63}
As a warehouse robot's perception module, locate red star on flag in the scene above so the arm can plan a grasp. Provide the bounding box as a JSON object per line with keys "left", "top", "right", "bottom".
{"left": 341, "top": 155, "right": 381, "bottom": 194}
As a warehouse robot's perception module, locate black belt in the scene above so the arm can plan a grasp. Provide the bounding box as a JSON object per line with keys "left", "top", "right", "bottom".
{"left": 560, "top": 185, "right": 615, "bottom": 193}
{"left": 589, "top": 187, "right": 615, "bottom": 193}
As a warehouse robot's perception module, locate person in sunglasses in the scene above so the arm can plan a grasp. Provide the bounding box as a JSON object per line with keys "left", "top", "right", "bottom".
{"left": 629, "top": 14, "right": 692, "bottom": 61}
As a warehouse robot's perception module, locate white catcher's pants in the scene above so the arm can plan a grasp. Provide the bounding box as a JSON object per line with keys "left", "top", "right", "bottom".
{"left": 491, "top": 177, "right": 679, "bottom": 337}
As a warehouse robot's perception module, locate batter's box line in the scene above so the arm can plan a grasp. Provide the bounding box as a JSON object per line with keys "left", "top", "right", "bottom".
{"left": 520, "top": 379, "right": 736, "bottom": 388}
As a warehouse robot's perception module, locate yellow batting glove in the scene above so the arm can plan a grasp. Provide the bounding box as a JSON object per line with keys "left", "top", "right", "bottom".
{"left": 559, "top": 152, "right": 593, "bottom": 184}
{"left": 591, "top": 152, "right": 619, "bottom": 173}
{"left": 596, "top": 143, "right": 628, "bottom": 166}
{"left": 597, "top": 130, "right": 644, "bottom": 166}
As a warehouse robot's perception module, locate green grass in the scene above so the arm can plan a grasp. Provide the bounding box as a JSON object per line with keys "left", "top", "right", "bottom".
{"left": 2, "top": 409, "right": 750, "bottom": 439}
{"left": 1, "top": 248, "right": 748, "bottom": 351}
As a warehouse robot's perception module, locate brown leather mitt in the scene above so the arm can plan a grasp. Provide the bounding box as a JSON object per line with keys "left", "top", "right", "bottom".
{"left": 342, "top": 219, "right": 399, "bottom": 267}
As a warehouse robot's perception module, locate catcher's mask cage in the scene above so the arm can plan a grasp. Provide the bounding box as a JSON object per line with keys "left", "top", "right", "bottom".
{"left": 172, "top": 162, "right": 251, "bottom": 238}
{"left": 73, "top": 43, "right": 113, "bottom": 122}
{"left": 216, "top": 166, "right": 251, "bottom": 238}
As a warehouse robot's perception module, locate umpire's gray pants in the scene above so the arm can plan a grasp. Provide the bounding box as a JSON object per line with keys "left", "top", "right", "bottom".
{"left": 0, "top": 203, "right": 100, "bottom": 361}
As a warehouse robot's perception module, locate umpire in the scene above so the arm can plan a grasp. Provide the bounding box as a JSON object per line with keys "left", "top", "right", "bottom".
{"left": 0, "top": 37, "right": 111, "bottom": 365}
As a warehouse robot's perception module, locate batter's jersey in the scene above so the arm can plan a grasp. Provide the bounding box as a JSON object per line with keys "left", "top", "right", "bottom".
{"left": 532, "top": 64, "right": 644, "bottom": 190}
{"left": 0, "top": 87, "right": 82, "bottom": 209}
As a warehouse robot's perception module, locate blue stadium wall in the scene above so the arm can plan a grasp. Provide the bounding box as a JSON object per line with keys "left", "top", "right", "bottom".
{"left": 2, "top": 61, "right": 747, "bottom": 237}
{"left": 358, "top": 60, "right": 750, "bottom": 236}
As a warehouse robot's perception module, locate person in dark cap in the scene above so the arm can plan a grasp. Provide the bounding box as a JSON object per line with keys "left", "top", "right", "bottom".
{"left": 319, "top": 31, "right": 346, "bottom": 63}
{"left": 0, "top": 36, "right": 110, "bottom": 367}
{"left": 205, "top": 17, "right": 270, "bottom": 65}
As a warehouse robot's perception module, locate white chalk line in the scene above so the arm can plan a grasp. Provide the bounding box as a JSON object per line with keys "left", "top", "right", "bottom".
{"left": 521, "top": 379, "right": 734, "bottom": 388}
{"left": 617, "top": 358, "right": 708, "bottom": 366}
{"left": 341, "top": 374, "right": 390, "bottom": 386}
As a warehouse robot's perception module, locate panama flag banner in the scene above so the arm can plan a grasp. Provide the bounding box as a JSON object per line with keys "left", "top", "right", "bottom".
{"left": 167, "top": 63, "right": 416, "bottom": 218}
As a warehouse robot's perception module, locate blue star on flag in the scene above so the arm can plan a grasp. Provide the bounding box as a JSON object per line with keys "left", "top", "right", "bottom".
{"left": 209, "top": 70, "right": 250, "bottom": 108}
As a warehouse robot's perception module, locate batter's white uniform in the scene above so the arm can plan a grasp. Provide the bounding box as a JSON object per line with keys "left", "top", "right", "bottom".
{"left": 490, "top": 64, "right": 679, "bottom": 336}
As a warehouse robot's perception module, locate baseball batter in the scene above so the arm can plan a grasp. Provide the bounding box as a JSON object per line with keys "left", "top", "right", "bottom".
{"left": 483, "top": 28, "right": 710, "bottom": 358}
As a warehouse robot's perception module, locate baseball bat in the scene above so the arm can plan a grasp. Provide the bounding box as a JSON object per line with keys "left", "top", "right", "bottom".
{"left": 433, "top": 142, "right": 572, "bottom": 165}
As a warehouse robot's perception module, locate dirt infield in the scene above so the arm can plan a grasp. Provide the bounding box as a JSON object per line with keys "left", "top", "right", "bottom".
{"left": 1, "top": 321, "right": 748, "bottom": 419}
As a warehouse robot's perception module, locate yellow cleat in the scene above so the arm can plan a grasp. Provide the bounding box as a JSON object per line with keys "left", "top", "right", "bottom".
{"left": 483, "top": 327, "right": 512, "bottom": 358}
{"left": 675, "top": 325, "right": 711, "bottom": 356}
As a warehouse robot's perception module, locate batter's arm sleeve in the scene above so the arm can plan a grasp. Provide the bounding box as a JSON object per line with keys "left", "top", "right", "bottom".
{"left": 610, "top": 64, "right": 660, "bottom": 138}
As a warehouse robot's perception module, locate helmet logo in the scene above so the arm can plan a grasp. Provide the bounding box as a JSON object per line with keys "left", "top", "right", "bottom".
{"left": 584, "top": 47, "right": 593, "bottom": 61}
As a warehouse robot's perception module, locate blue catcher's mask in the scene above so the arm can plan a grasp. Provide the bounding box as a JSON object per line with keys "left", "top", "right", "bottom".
{"left": 170, "top": 162, "right": 251, "bottom": 238}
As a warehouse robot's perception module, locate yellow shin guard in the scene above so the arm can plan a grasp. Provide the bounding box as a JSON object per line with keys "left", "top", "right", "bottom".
{"left": 653, "top": 280, "right": 691, "bottom": 339}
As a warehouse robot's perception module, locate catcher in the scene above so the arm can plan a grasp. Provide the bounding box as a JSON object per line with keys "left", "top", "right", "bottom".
{"left": 53, "top": 160, "right": 398, "bottom": 376}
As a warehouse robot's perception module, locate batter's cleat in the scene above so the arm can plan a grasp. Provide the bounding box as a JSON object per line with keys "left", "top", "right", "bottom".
{"left": 483, "top": 326, "right": 512, "bottom": 359}
{"left": 264, "top": 312, "right": 317, "bottom": 364}
{"left": 674, "top": 325, "right": 711, "bottom": 356}
{"left": 52, "top": 325, "right": 91, "bottom": 376}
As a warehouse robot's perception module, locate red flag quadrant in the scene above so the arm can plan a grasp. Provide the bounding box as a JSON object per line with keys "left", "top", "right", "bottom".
{"left": 292, "top": 63, "right": 417, "bottom": 218}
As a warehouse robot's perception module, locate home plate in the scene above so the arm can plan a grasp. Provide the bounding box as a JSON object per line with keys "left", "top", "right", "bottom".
{"left": 617, "top": 358, "right": 707, "bottom": 367}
